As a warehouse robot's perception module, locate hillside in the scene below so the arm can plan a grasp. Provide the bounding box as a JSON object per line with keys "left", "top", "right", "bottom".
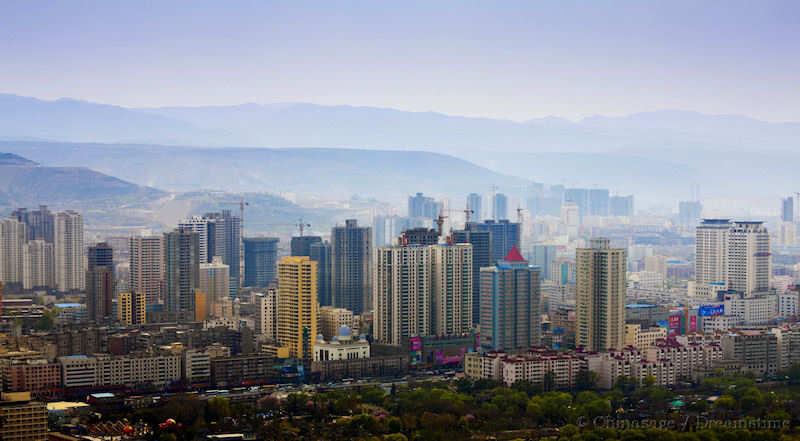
{"left": 0, "top": 141, "right": 527, "bottom": 203}
{"left": 0, "top": 152, "right": 167, "bottom": 227}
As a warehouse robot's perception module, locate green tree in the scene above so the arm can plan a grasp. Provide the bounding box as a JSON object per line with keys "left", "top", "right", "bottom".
{"left": 206, "top": 397, "right": 232, "bottom": 422}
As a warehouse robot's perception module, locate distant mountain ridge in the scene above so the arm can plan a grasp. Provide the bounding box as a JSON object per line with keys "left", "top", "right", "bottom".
{"left": 2, "top": 93, "right": 799, "bottom": 155}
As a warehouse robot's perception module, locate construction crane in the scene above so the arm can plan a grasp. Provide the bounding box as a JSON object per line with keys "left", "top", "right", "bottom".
{"left": 262, "top": 219, "right": 312, "bottom": 236}
{"left": 296, "top": 219, "right": 311, "bottom": 237}
{"left": 463, "top": 208, "right": 474, "bottom": 224}
{"left": 435, "top": 213, "right": 448, "bottom": 237}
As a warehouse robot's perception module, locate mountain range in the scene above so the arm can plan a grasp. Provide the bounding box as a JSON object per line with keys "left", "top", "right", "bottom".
{"left": 3, "top": 93, "right": 799, "bottom": 155}
{"left": 1, "top": 93, "right": 798, "bottom": 211}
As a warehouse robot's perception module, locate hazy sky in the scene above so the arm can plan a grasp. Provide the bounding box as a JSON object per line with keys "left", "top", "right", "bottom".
{"left": 2, "top": 0, "right": 799, "bottom": 121}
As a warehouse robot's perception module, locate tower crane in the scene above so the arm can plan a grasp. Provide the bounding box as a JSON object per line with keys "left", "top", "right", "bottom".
{"left": 296, "top": 219, "right": 312, "bottom": 237}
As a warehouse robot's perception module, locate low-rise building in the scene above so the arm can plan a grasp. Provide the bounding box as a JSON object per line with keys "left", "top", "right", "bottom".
{"left": 465, "top": 348, "right": 584, "bottom": 387}
{"left": 183, "top": 349, "right": 211, "bottom": 385}
{"left": 772, "top": 325, "right": 800, "bottom": 369}
{"left": 0, "top": 392, "right": 48, "bottom": 441}
{"left": 314, "top": 327, "right": 369, "bottom": 362}
{"left": 644, "top": 339, "right": 722, "bottom": 380}
{"left": 720, "top": 329, "right": 779, "bottom": 377}
{"left": 59, "top": 352, "right": 182, "bottom": 389}
{"left": 723, "top": 293, "right": 777, "bottom": 325}
{"left": 500, "top": 349, "right": 584, "bottom": 387}
{"left": 311, "top": 355, "right": 407, "bottom": 382}
{"left": 0, "top": 358, "right": 61, "bottom": 397}
{"left": 210, "top": 354, "right": 277, "bottom": 387}
{"left": 623, "top": 323, "right": 667, "bottom": 348}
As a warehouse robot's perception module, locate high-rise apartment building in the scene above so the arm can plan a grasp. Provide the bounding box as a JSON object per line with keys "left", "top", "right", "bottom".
{"left": 374, "top": 243, "right": 473, "bottom": 345}
{"left": 399, "top": 227, "right": 439, "bottom": 246}
{"left": 727, "top": 221, "right": 771, "bottom": 296}
{"left": 117, "top": 291, "right": 145, "bottom": 325}
{"left": 531, "top": 245, "right": 558, "bottom": 281}
{"left": 255, "top": 289, "right": 278, "bottom": 341}
{"left": 374, "top": 245, "right": 432, "bottom": 346}
{"left": 609, "top": 195, "right": 634, "bottom": 217}
{"left": 86, "top": 242, "right": 114, "bottom": 323}
{"left": 694, "top": 219, "right": 771, "bottom": 297}
{"left": 467, "top": 193, "right": 483, "bottom": 221}
{"left": 331, "top": 219, "right": 372, "bottom": 314}
{"left": 0, "top": 218, "right": 26, "bottom": 286}
{"left": 243, "top": 237, "right": 279, "bottom": 287}
{"left": 479, "top": 246, "right": 541, "bottom": 351}
{"left": 588, "top": 189, "right": 610, "bottom": 216}
{"left": 452, "top": 225, "right": 491, "bottom": 325}
{"left": 492, "top": 192, "right": 508, "bottom": 220}
{"left": 54, "top": 211, "right": 84, "bottom": 292}
{"left": 576, "top": 238, "right": 626, "bottom": 352}
{"left": 782, "top": 196, "right": 794, "bottom": 223}
{"left": 129, "top": 235, "right": 164, "bottom": 308}
{"left": 199, "top": 257, "right": 230, "bottom": 320}
{"left": 695, "top": 219, "right": 731, "bottom": 286}
{"left": 11, "top": 205, "right": 54, "bottom": 243}
{"left": 204, "top": 210, "right": 242, "bottom": 298}
{"left": 22, "top": 240, "right": 54, "bottom": 290}
{"left": 678, "top": 201, "right": 703, "bottom": 227}
{"left": 564, "top": 188, "right": 589, "bottom": 218}
{"left": 178, "top": 216, "right": 211, "bottom": 263}
{"left": 290, "top": 235, "right": 322, "bottom": 257}
{"left": 276, "top": 256, "right": 318, "bottom": 359}
{"left": 164, "top": 228, "right": 200, "bottom": 321}
{"left": 408, "top": 192, "right": 441, "bottom": 219}
{"left": 310, "top": 241, "right": 332, "bottom": 306}
{"left": 431, "top": 244, "right": 473, "bottom": 336}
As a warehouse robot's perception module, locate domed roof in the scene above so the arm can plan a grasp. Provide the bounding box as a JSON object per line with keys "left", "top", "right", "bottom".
{"left": 338, "top": 325, "right": 352, "bottom": 337}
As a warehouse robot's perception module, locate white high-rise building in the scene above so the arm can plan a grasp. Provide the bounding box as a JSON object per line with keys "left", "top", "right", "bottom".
{"left": 0, "top": 218, "right": 26, "bottom": 285}
{"left": 255, "top": 289, "right": 278, "bottom": 341}
{"left": 694, "top": 219, "right": 771, "bottom": 298}
{"left": 54, "top": 211, "right": 84, "bottom": 292}
{"left": 22, "top": 240, "right": 55, "bottom": 290}
{"left": 374, "top": 245, "right": 431, "bottom": 346}
{"left": 695, "top": 219, "right": 731, "bottom": 286}
{"left": 129, "top": 235, "right": 165, "bottom": 307}
{"left": 431, "top": 244, "right": 473, "bottom": 337}
{"left": 373, "top": 243, "right": 473, "bottom": 346}
{"left": 779, "top": 221, "right": 796, "bottom": 247}
{"left": 727, "top": 221, "right": 771, "bottom": 296}
{"left": 561, "top": 201, "right": 580, "bottom": 237}
{"left": 178, "top": 216, "right": 210, "bottom": 263}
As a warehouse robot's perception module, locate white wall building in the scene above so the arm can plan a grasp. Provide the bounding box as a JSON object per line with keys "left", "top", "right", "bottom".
{"left": 313, "top": 327, "right": 369, "bottom": 362}
{"left": 54, "top": 211, "right": 84, "bottom": 292}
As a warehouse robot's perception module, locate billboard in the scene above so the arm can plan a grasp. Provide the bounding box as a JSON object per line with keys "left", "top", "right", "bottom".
{"left": 668, "top": 314, "right": 681, "bottom": 331}
{"left": 698, "top": 304, "right": 724, "bottom": 317}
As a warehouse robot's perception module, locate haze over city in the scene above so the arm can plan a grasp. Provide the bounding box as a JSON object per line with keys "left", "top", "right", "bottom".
{"left": 1, "top": 2, "right": 800, "bottom": 441}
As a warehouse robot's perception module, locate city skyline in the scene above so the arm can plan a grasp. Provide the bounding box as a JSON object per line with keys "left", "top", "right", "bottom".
{"left": 1, "top": 2, "right": 799, "bottom": 439}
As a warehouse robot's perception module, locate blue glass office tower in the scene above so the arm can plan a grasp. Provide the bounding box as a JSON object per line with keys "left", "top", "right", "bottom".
{"left": 472, "top": 219, "right": 521, "bottom": 264}
{"left": 243, "top": 237, "right": 279, "bottom": 287}
{"left": 452, "top": 225, "right": 491, "bottom": 325}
